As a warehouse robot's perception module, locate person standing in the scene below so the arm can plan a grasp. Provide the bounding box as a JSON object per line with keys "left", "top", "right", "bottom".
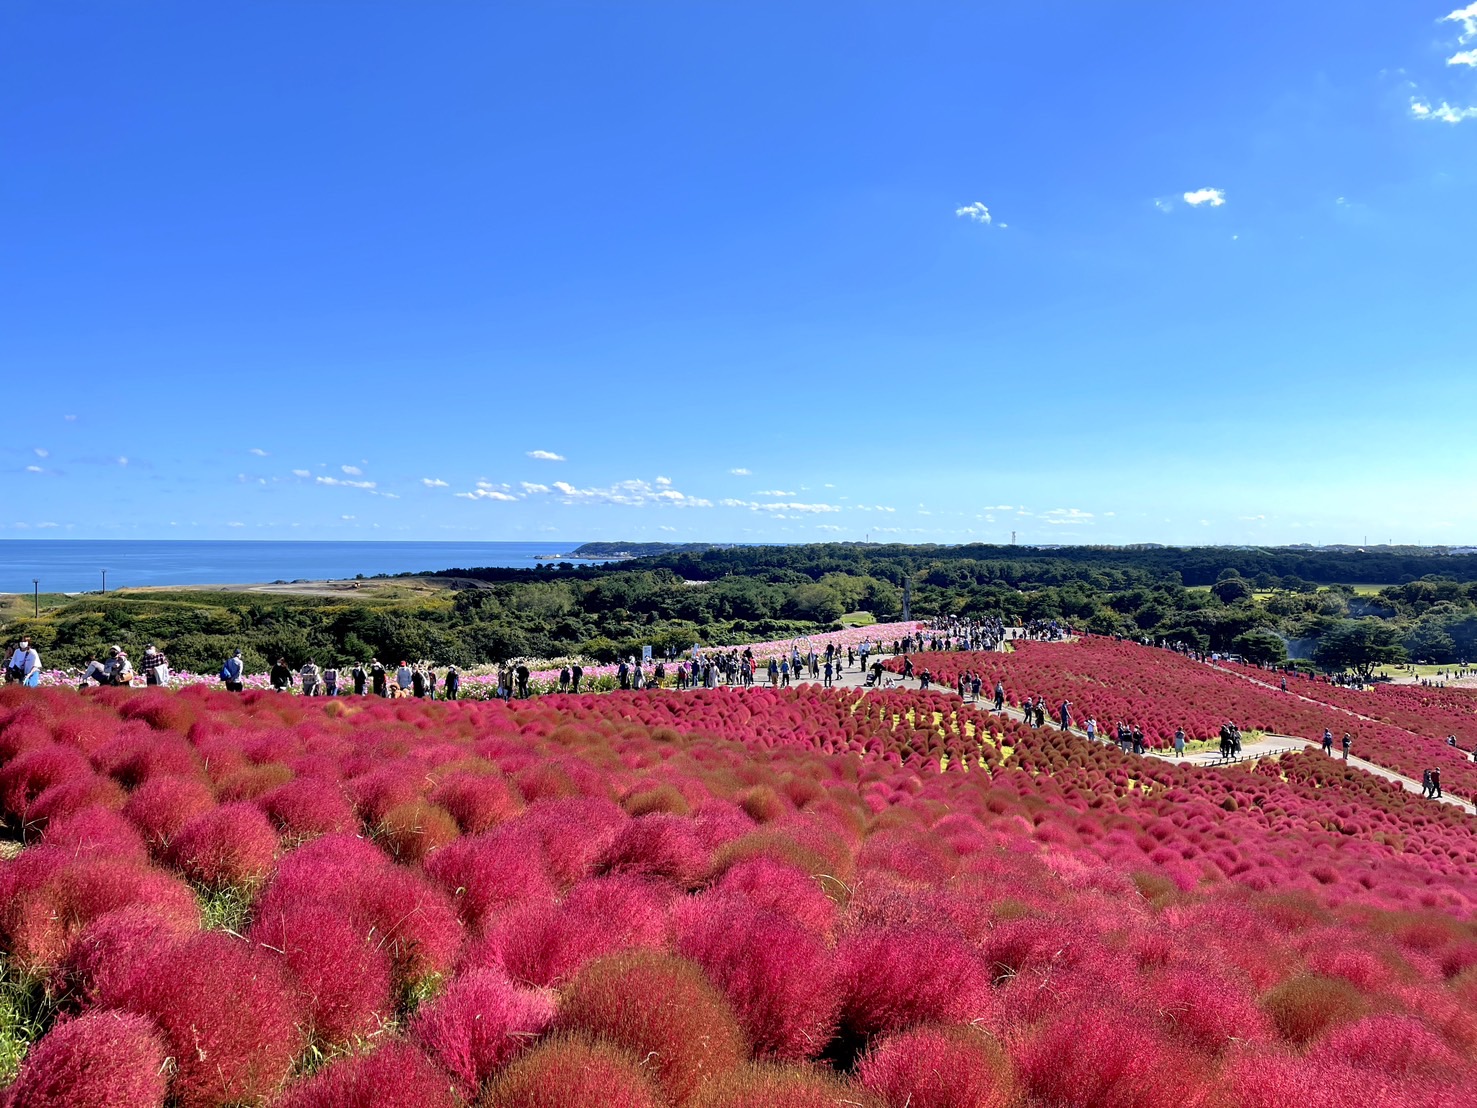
{"left": 1322, "top": 729, "right": 1334, "bottom": 756}
{"left": 571, "top": 663, "right": 583, "bottom": 693}
{"left": 994, "top": 682, "right": 1005, "bottom": 712}
{"left": 300, "top": 660, "right": 321, "bottom": 697}
{"left": 220, "top": 649, "right": 245, "bottom": 692}
{"left": 270, "top": 658, "right": 294, "bottom": 692}
{"left": 427, "top": 668, "right": 438, "bottom": 700}
{"left": 370, "top": 659, "right": 387, "bottom": 697}
{"left": 352, "top": 661, "right": 367, "bottom": 696}
{"left": 140, "top": 644, "right": 169, "bottom": 686}
{"left": 1059, "top": 700, "right": 1072, "bottom": 732}
{"left": 411, "top": 667, "right": 426, "bottom": 699}
{"left": 8, "top": 638, "right": 41, "bottom": 687}
{"left": 559, "top": 667, "right": 570, "bottom": 692}
{"left": 444, "top": 665, "right": 460, "bottom": 701}
{"left": 323, "top": 664, "right": 339, "bottom": 697}
{"left": 395, "top": 660, "right": 413, "bottom": 695}
{"left": 515, "top": 664, "right": 530, "bottom": 699}
{"left": 1174, "top": 727, "right": 1186, "bottom": 757}
{"left": 1341, "top": 733, "right": 1352, "bottom": 761}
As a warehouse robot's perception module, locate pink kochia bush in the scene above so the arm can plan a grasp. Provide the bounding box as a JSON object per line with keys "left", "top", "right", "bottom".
{"left": 2, "top": 1010, "right": 169, "bottom": 1108}
{"left": 9, "top": 678, "right": 1477, "bottom": 1107}
{"left": 408, "top": 967, "right": 555, "bottom": 1099}
{"left": 111, "top": 931, "right": 303, "bottom": 1108}
{"left": 274, "top": 1041, "right": 456, "bottom": 1108}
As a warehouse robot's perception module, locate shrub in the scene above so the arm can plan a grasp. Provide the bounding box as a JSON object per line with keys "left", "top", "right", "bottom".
{"left": 690, "top": 1063, "right": 881, "bottom": 1108}
{"left": 554, "top": 951, "right": 747, "bottom": 1104}
{"left": 3, "top": 1010, "right": 169, "bottom": 1108}
{"left": 482, "top": 1033, "right": 663, "bottom": 1108}
{"left": 41, "top": 805, "right": 148, "bottom": 864}
{"left": 1261, "top": 975, "right": 1369, "bottom": 1045}
{"left": 429, "top": 770, "right": 524, "bottom": 834}
{"left": 1309, "top": 1014, "right": 1464, "bottom": 1080}
{"left": 274, "top": 1040, "right": 457, "bottom": 1108}
{"left": 54, "top": 906, "right": 194, "bottom": 1008}
{"left": 24, "top": 775, "right": 127, "bottom": 828}
{"left": 408, "top": 968, "right": 555, "bottom": 1100}
{"left": 112, "top": 931, "right": 303, "bottom": 1108}
{"left": 378, "top": 799, "right": 461, "bottom": 865}
{"left": 594, "top": 812, "right": 711, "bottom": 888}
{"left": 856, "top": 1024, "right": 1015, "bottom": 1108}
{"left": 0, "top": 745, "right": 93, "bottom": 824}
{"left": 711, "top": 856, "right": 836, "bottom": 939}
{"left": 424, "top": 827, "right": 555, "bottom": 932}
{"left": 165, "top": 802, "right": 279, "bottom": 889}
{"left": 835, "top": 925, "right": 992, "bottom": 1040}
{"left": 248, "top": 902, "right": 394, "bottom": 1047}
{"left": 0, "top": 851, "right": 198, "bottom": 971}
{"left": 256, "top": 777, "right": 356, "bottom": 840}
{"left": 519, "top": 796, "right": 629, "bottom": 886}
{"left": 91, "top": 729, "right": 203, "bottom": 789}
{"left": 673, "top": 894, "right": 840, "bottom": 1060}
{"left": 121, "top": 775, "right": 217, "bottom": 853}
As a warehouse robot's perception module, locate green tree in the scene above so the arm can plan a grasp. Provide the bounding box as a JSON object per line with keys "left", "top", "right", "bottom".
{"left": 1313, "top": 619, "right": 1407, "bottom": 678}
{"left": 1232, "top": 628, "right": 1288, "bottom": 666}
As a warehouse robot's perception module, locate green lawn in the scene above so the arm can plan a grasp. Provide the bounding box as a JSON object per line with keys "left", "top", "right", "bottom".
{"left": 840, "top": 611, "right": 876, "bottom": 627}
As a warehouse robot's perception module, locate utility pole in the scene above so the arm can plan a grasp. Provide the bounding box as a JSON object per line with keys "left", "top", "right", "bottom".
{"left": 902, "top": 577, "right": 911, "bottom": 622}
{"left": 101, "top": 568, "right": 107, "bottom": 593}
{"left": 33, "top": 579, "right": 39, "bottom": 618}
{"left": 1011, "top": 530, "right": 1016, "bottom": 545}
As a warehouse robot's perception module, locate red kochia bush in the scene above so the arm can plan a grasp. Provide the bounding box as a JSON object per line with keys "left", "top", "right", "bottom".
{"left": 1019, "top": 1004, "right": 1212, "bottom": 1108}
{"left": 466, "top": 875, "right": 668, "bottom": 989}
{"left": 55, "top": 906, "right": 194, "bottom": 1008}
{"left": 429, "top": 769, "right": 524, "bottom": 833}
{"left": 594, "top": 812, "right": 711, "bottom": 888}
{"left": 3, "top": 1010, "right": 169, "bottom": 1108}
{"left": 1308, "top": 1014, "right": 1465, "bottom": 1080}
{"left": 424, "top": 826, "right": 555, "bottom": 931}
{"left": 554, "top": 951, "right": 747, "bottom": 1105}
{"left": 835, "top": 925, "right": 993, "bottom": 1039}
{"left": 408, "top": 968, "right": 555, "bottom": 1099}
{"left": 0, "top": 744, "right": 93, "bottom": 823}
{"left": 856, "top": 1024, "right": 1015, "bottom": 1108}
{"left": 122, "top": 775, "right": 217, "bottom": 852}
{"left": 248, "top": 902, "right": 394, "bottom": 1047}
{"left": 165, "top": 801, "right": 279, "bottom": 888}
{"left": 113, "top": 931, "right": 303, "bottom": 1108}
{"left": 256, "top": 776, "right": 357, "bottom": 840}
{"left": 711, "top": 856, "right": 837, "bottom": 939}
{"left": 673, "top": 893, "right": 840, "bottom": 1060}
{"left": 690, "top": 1064, "right": 881, "bottom": 1108}
{"left": 274, "top": 1040, "right": 457, "bottom": 1108}
{"left": 378, "top": 799, "right": 461, "bottom": 864}
{"left": 0, "top": 850, "right": 198, "bottom": 970}
{"left": 481, "top": 1033, "right": 664, "bottom": 1108}
{"left": 41, "top": 804, "right": 149, "bottom": 863}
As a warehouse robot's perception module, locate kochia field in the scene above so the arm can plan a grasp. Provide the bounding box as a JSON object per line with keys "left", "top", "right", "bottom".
{"left": 2, "top": 668, "right": 1476, "bottom": 1107}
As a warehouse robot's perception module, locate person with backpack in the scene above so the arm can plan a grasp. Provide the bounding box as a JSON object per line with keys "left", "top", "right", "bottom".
{"left": 219, "top": 649, "right": 245, "bottom": 692}
{"left": 1322, "top": 729, "right": 1334, "bottom": 755}
{"left": 299, "top": 660, "right": 321, "bottom": 697}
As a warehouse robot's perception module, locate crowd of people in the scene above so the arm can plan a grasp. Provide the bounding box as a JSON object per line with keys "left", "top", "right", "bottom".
{"left": 263, "top": 657, "right": 466, "bottom": 700}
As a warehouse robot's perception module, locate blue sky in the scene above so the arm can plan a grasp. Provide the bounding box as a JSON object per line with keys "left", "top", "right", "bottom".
{"left": 4, "top": 1, "right": 1476, "bottom": 547}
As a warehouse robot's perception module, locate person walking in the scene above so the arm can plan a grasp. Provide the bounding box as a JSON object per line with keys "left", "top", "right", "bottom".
{"left": 445, "top": 665, "right": 460, "bottom": 701}
{"left": 1174, "top": 726, "right": 1186, "bottom": 757}
{"left": 351, "top": 661, "right": 367, "bottom": 696}
{"left": 571, "top": 663, "right": 583, "bottom": 693}
{"left": 1058, "top": 700, "right": 1072, "bottom": 732}
{"left": 1341, "top": 733, "right": 1352, "bottom": 761}
{"left": 219, "top": 649, "right": 245, "bottom": 692}
{"left": 323, "top": 664, "right": 339, "bottom": 697}
{"left": 1322, "top": 729, "right": 1334, "bottom": 756}
{"left": 270, "top": 658, "right": 294, "bottom": 692}
{"left": 1422, "top": 769, "right": 1434, "bottom": 798}
{"left": 371, "top": 659, "right": 388, "bottom": 697}
{"left": 411, "top": 667, "right": 426, "bottom": 698}
{"left": 1431, "top": 767, "right": 1442, "bottom": 798}
{"left": 300, "top": 660, "right": 321, "bottom": 697}
{"left": 515, "top": 664, "right": 530, "bottom": 699}
{"left": 395, "top": 661, "right": 413, "bottom": 695}
{"left": 994, "top": 682, "right": 1005, "bottom": 712}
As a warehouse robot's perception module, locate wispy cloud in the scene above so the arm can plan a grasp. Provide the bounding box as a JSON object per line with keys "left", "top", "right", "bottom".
{"left": 1446, "top": 2, "right": 1477, "bottom": 42}
{"left": 341, "top": 464, "right": 363, "bottom": 476}
{"left": 1183, "top": 188, "right": 1227, "bottom": 207}
{"left": 720, "top": 499, "right": 840, "bottom": 514}
{"left": 1044, "top": 508, "right": 1095, "bottom": 526}
{"left": 248, "top": 448, "right": 269, "bottom": 457}
{"left": 456, "top": 487, "right": 519, "bottom": 502}
{"left": 755, "top": 489, "right": 796, "bottom": 497}
{"left": 542, "top": 479, "right": 712, "bottom": 507}
{"left": 526, "top": 450, "right": 565, "bottom": 461}
{"left": 421, "top": 478, "right": 449, "bottom": 488}
{"left": 316, "top": 476, "right": 377, "bottom": 489}
{"left": 1410, "top": 98, "right": 1477, "bottom": 122}
{"left": 729, "top": 467, "right": 751, "bottom": 476}
{"left": 25, "top": 465, "right": 43, "bottom": 474}
{"left": 955, "top": 201, "right": 1001, "bottom": 227}
{"left": 520, "top": 482, "right": 550, "bottom": 494}
{"left": 291, "top": 469, "right": 311, "bottom": 478}
{"left": 33, "top": 448, "right": 47, "bottom": 458}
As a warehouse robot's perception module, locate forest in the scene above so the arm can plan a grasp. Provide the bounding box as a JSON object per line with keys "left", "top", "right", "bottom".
{"left": 5, "top": 543, "right": 1477, "bottom": 676}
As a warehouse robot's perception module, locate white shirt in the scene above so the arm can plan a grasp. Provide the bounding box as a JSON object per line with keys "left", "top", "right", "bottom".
{"left": 11, "top": 647, "right": 39, "bottom": 676}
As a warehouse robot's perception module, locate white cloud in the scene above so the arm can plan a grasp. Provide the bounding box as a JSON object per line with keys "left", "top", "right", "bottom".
{"left": 729, "top": 467, "right": 751, "bottom": 476}
{"left": 35, "top": 521, "right": 58, "bottom": 529}
{"left": 1153, "top": 197, "right": 1176, "bottom": 213}
{"left": 316, "top": 476, "right": 377, "bottom": 489}
{"left": 720, "top": 499, "right": 841, "bottom": 514}
{"left": 540, "top": 479, "right": 712, "bottom": 507}
{"left": 520, "top": 482, "right": 550, "bottom": 494}
{"left": 341, "top": 514, "right": 355, "bottom": 521}
{"left": 341, "top": 464, "right": 363, "bottom": 476}
{"left": 380, "top": 492, "right": 400, "bottom": 499}
{"left": 117, "top": 456, "right": 128, "bottom": 466}
{"left": 1183, "top": 188, "right": 1226, "bottom": 207}
{"left": 249, "top": 448, "right": 269, "bottom": 457}
{"left": 456, "top": 488, "right": 519, "bottom": 502}
{"left": 655, "top": 476, "right": 672, "bottom": 486}
{"left": 25, "top": 465, "right": 43, "bottom": 473}
{"left": 1449, "top": 48, "right": 1477, "bottom": 66}
{"left": 421, "top": 478, "right": 449, "bottom": 488}
{"left": 33, "top": 447, "right": 47, "bottom": 458}
{"left": 755, "top": 489, "right": 796, "bottom": 497}
{"left": 227, "top": 521, "right": 245, "bottom": 528}
{"left": 1410, "top": 98, "right": 1477, "bottom": 122}
{"left": 954, "top": 201, "right": 994, "bottom": 225}
{"left": 659, "top": 525, "right": 677, "bottom": 532}
{"left": 1445, "top": 2, "right": 1477, "bottom": 42}
{"left": 816, "top": 524, "right": 844, "bottom": 532}
{"left": 1044, "top": 508, "right": 1095, "bottom": 526}
{"left": 292, "top": 469, "right": 311, "bottom": 478}
{"left": 526, "top": 450, "right": 566, "bottom": 461}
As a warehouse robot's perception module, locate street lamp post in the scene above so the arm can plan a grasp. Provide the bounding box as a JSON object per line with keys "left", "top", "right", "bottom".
{"left": 33, "top": 579, "right": 39, "bottom": 619}
{"left": 101, "top": 569, "right": 107, "bottom": 594}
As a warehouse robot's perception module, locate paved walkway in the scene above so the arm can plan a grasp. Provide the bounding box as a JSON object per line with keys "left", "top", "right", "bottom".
{"left": 779, "top": 654, "right": 1476, "bottom": 816}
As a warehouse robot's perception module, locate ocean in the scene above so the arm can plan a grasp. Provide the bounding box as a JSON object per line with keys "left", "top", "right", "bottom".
{"left": 0, "top": 540, "right": 590, "bottom": 594}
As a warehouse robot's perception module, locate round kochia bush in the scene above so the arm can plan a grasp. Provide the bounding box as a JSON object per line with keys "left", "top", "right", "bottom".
{"left": 481, "top": 1033, "right": 664, "bottom": 1108}
{"left": 553, "top": 950, "right": 747, "bottom": 1104}
{"left": 273, "top": 1040, "right": 457, "bottom": 1108}
{"left": 856, "top": 1024, "right": 1015, "bottom": 1108}
{"left": 3, "top": 1010, "right": 169, "bottom": 1108}
{"left": 164, "top": 801, "right": 279, "bottom": 888}
{"left": 408, "top": 967, "right": 555, "bottom": 1099}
